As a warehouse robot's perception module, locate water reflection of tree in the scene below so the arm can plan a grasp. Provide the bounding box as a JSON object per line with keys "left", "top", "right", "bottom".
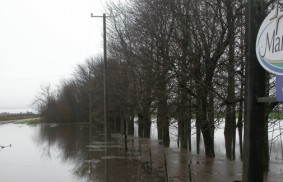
{"left": 35, "top": 123, "right": 150, "bottom": 182}
{"left": 38, "top": 124, "right": 89, "bottom": 161}
{"left": 36, "top": 123, "right": 95, "bottom": 181}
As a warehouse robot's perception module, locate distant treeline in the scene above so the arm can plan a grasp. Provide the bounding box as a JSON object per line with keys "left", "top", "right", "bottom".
{"left": 0, "top": 113, "right": 39, "bottom": 121}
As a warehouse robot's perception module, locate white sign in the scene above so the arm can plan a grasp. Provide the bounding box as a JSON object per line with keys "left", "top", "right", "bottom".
{"left": 256, "top": 2, "right": 283, "bottom": 75}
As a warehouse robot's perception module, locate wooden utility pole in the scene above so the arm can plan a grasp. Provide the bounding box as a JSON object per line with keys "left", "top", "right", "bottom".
{"left": 91, "top": 13, "right": 110, "bottom": 182}
{"left": 244, "top": 0, "right": 267, "bottom": 181}
{"left": 90, "top": 13, "right": 111, "bottom": 140}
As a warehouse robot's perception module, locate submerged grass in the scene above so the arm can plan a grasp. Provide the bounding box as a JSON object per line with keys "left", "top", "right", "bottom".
{"left": 20, "top": 119, "right": 41, "bottom": 126}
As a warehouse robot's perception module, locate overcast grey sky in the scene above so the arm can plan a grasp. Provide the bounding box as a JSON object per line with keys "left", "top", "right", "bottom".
{"left": 0, "top": 0, "right": 110, "bottom": 113}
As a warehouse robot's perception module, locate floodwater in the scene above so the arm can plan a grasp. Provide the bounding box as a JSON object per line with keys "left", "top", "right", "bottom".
{"left": 0, "top": 120, "right": 283, "bottom": 182}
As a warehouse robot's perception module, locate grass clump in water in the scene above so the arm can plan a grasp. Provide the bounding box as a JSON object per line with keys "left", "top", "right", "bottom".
{"left": 22, "top": 119, "right": 41, "bottom": 126}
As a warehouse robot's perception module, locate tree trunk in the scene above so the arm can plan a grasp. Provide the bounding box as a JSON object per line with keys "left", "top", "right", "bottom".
{"left": 225, "top": 30, "right": 236, "bottom": 160}
{"left": 237, "top": 107, "right": 243, "bottom": 160}
{"left": 162, "top": 115, "right": 170, "bottom": 147}
{"left": 143, "top": 111, "right": 151, "bottom": 138}
{"left": 237, "top": 6, "right": 245, "bottom": 161}
{"left": 196, "top": 87, "right": 215, "bottom": 157}
{"left": 178, "top": 86, "right": 188, "bottom": 149}
{"left": 208, "top": 90, "right": 215, "bottom": 151}
{"left": 224, "top": 0, "right": 236, "bottom": 160}
{"left": 225, "top": 105, "right": 235, "bottom": 160}
{"left": 157, "top": 112, "right": 163, "bottom": 140}
{"left": 128, "top": 113, "right": 134, "bottom": 135}
{"left": 138, "top": 113, "right": 144, "bottom": 138}
{"left": 188, "top": 93, "right": 192, "bottom": 151}
{"left": 196, "top": 115, "right": 201, "bottom": 154}
{"left": 156, "top": 79, "right": 170, "bottom": 146}
{"left": 123, "top": 114, "right": 128, "bottom": 153}
{"left": 138, "top": 107, "right": 151, "bottom": 138}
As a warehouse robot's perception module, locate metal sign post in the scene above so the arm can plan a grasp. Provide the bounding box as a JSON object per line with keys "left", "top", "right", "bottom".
{"left": 244, "top": 0, "right": 267, "bottom": 181}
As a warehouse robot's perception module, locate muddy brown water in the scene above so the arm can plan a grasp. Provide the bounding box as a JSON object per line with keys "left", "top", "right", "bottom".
{"left": 0, "top": 121, "right": 282, "bottom": 181}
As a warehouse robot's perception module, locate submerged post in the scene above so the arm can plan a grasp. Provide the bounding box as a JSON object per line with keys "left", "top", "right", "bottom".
{"left": 164, "top": 154, "right": 168, "bottom": 182}
{"left": 188, "top": 163, "right": 192, "bottom": 182}
{"left": 149, "top": 148, "right": 152, "bottom": 171}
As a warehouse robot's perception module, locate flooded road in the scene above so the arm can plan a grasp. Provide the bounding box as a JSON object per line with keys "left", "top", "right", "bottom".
{"left": 0, "top": 122, "right": 76, "bottom": 182}
{"left": 0, "top": 120, "right": 283, "bottom": 181}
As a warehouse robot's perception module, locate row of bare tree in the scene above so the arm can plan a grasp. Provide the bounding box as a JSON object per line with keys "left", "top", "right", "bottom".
{"left": 35, "top": 0, "right": 279, "bottom": 161}
{"left": 106, "top": 0, "right": 246, "bottom": 158}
